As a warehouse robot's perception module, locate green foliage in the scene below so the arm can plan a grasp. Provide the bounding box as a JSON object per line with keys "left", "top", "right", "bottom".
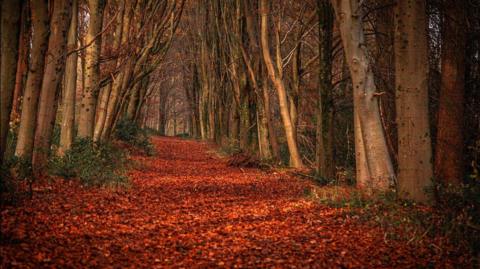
{"left": 307, "top": 183, "right": 480, "bottom": 259}
{"left": 0, "top": 156, "right": 33, "bottom": 205}
{"left": 434, "top": 182, "right": 480, "bottom": 255}
{"left": 115, "top": 120, "right": 155, "bottom": 156}
{"left": 49, "top": 138, "right": 128, "bottom": 187}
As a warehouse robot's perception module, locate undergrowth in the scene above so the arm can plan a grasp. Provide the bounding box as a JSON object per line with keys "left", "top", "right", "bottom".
{"left": 115, "top": 120, "right": 155, "bottom": 156}
{"left": 304, "top": 182, "right": 480, "bottom": 264}
{"left": 49, "top": 138, "right": 128, "bottom": 187}
{"left": 0, "top": 156, "right": 33, "bottom": 206}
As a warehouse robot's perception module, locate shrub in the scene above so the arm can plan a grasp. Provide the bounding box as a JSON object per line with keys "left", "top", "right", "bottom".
{"left": 115, "top": 120, "right": 155, "bottom": 155}
{"left": 0, "top": 156, "right": 33, "bottom": 205}
{"left": 49, "top": 138, "right": 128, "bottom": 187}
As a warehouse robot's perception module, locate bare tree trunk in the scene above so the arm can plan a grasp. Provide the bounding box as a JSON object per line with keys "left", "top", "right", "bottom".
{"left": 32, "top": 0, "right": 72, "bottom": 174}
{"left": 331, "top": 0, "right": 395, "bottom": 192}
{"left": 0, "top": 0, "right": 21, "bottom": 163}
{"left": 394, "top": 0, "right": 433, "bottom": 202}
{"left": 93, "top": 1, "right": 124, "bottom": 141}
{"left": 11, "top": 2, "right": 29, "bottom": 123}
{"left": 260, "top": 0, "right": 303, "bottom": 168}
{"left": 126, "top": 82, "right": 140, "bottom": 121}
{"left": 435, "top": 1, "right": 466, "bottom": 185}
{"left": 263, "top": 84, "right": 280, "bottom": 160}
{"left": 15, "top": 0, "right": 49, "bottom": 160}
{"left": 316, "top": 0, "right": 335, "bottom": 179}
{"left": 77, "top": 0, "right": 105, "bottom": 138}
{"left": 58, "top": 0, "right": 78, "bottom": 155}
{"left": 257, "top": 82, "right": 272, "bottom": 159}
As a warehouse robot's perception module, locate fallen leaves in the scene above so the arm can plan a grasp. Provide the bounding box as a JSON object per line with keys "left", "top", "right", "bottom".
{"left": 0, "top": 137, "right": 473, "bottom": 268}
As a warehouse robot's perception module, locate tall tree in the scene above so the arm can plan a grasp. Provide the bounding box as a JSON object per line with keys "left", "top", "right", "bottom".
{"left": 15, "top": 0, "right": 49, "bottom": 159}
{"left": 394, "top": 0, "right": 433, "bottom": 202}
{"left": 58, "top": 0, "right": 79, "bottom": 155}
{"left": 11, "top": 2, "right": 29, "bottom": 123}
{"left": 0, "top": 0, "right": 21, "bottom": 163}
{"left": 331, "top": 0, "right": 395, "bottom": 192}
{"left": 435, "top": 0, "right": 467, "bottom": 185}
{"left": 77, "top": 0, "right": 105, "bottom": 138}
{"left": 316, "top": 0, "right": 335, "bottom": 179}
{"left": 32, "top": 0, "right": 72, "bottom": 174}
{"left": 260, "top": 0, "right": 304, "bottom": 168}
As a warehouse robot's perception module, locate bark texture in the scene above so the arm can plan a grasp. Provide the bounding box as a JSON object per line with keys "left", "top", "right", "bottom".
{"left": 435, "top": 1, "right": 466, "bottom": 185}
{"left": 260, "top": 0, "right": 303, "bottom": 168}
{"left": 15, "top": 0, "right": 49, "bottom": 159}
{"left": 0, "top": 0, "right": 21, "bottom": 162}
{"left": 77, "top": 0, "right": 105, "bottom": 138}
{"left": 58, "top": 0, "right": 78, "bottom": 155}
{"left": 32, "top": 0, "right": 72, "bottom": 174}
{"left": 331, "top": 0, "right": 395, "bottom": 192}
{"left": 394, "top": 0, "right": 433, "bottom": 202}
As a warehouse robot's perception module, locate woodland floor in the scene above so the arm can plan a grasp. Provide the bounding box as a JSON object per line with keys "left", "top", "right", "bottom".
{"left": 0, "top": 137, "right": 472, "bottom": 268}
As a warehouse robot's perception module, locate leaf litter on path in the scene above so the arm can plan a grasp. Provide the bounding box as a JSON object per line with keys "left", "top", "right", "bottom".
{"left": 1, "top": 137, "right": 472, "bottom": 268}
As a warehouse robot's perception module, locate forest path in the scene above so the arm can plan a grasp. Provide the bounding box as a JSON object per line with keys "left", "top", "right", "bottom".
{"left": 1, "top": 137, "right": 465, "bottom": 268}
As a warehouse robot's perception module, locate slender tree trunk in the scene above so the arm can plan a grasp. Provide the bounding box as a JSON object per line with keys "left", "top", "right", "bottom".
{"left": 263, "top": 83, "right": 280, "bottom": 160}
{"left": 394, "top": 0, "right": 433, "bottom": 202}
{"left": 58, "top": 0, "right": 78, "bottom": 155}
{"left": 257, "top": 82, "right": 272, "bottom": 159}
{"left": 32, "top": 0, "right": 72, "bottom": 174}
{"left": 126, "top": 83, "right": 140, "bottom": 121}
{"left": 316, "top": 0, "right": 335, "bottom": 179}
{"left": 77, "top": 0, "right": 105, "bottom": 138}
{"left": 0, "top": 0, "right": 21, "bottom": 163}
{"left": 331, "top": 0, "right": 395, "bottom": 192}
{"left": 93, "top": 1, "right": 124, "bottom": 142}
{"left": 11, "top": 2, "right": 29, "bottom": 123}
{"left": 260, "top": 0, "right": 303, "bottom": 168}
{"left": 435, "top": 1, "right": 466, "bottom": 185}
{"left": 15, "top": 0, "right": 49, "bottom": 160}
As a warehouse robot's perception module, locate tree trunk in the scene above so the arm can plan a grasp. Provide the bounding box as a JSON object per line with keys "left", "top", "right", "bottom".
{"left": 331, "top": 0, "right": 395, "bottom": 192}
{"left": 435, "top": 1, "right": 466, "bottom": 185}
{"left": 32, "top": 0, "right": 72, "bottom": 174}
{"left": 260, "top": 0, "right": 303, "bottom": 168}
{"left": 263, "top": 84, "right": 280, "bottom": 160}
{"left": 11, "top": 2, "right": 29, "bottom": 124}
{"left": 316, "top": 0, "right": 335, "bottom": 179}
{"left": 58, "top": 0, "right": 78, "bottom": 155}
{"left": 77, "top": 0, "right": 105, "bottom": 138}
{"left": 0, "top": 0, "right": 21, "bottom": 163}
{"left": 15, "top": 0, "right": 49, "bottom": 160}
{"left": 394, "top": 0, "right": 433, "bottom": 202}
{"left": 257, "top": 82, "right": 272, "bottom": 159}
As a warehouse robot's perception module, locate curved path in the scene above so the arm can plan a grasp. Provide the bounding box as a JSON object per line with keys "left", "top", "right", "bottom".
{"left": 1, "top": 137, "right": 468, "bottom": 268}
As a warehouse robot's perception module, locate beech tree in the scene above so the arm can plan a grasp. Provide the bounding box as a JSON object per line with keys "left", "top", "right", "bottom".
{"left": 435, "top": 0, "right": 467, "bottom": 185}
{"left": 15, "top": 0, "right": 49, "bottom": 159}
{"left": 1, "top": 0, "right": 477, "bottom": 207}
{"left": 0, "top": 0, "right": 21, "bottom": 163}
{"left": 331, "top": 0, "right": 395, "bottom": 192}
{"left": 32, "top": 0, "right": 72, "bottom": 174}
{"left": 77, "top": 0, "right": 106, "bottom": 138}
{"left": 260, "top": 0, "right": 304, "bottom": 168}
{"left": 394, "top": 0, "right": 433, "bottom": 202}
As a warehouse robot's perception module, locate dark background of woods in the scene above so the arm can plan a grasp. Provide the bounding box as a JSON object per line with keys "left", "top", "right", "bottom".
{"left": 0, "top": 0, "right": 479, "bottom": 224}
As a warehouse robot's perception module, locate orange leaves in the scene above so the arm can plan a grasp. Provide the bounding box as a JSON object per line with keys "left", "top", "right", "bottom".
{"left": 0, "top": 137, "right": 472, "bottom": 268}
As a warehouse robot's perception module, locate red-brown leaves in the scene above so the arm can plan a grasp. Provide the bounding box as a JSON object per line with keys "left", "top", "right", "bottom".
{"left": 0, "top": 137, "right": 472, "bottom": 268}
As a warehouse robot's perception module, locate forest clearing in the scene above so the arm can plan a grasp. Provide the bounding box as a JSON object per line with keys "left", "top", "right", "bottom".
{"left": 1, "top": 0, "right": 479, "bottom": 267}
